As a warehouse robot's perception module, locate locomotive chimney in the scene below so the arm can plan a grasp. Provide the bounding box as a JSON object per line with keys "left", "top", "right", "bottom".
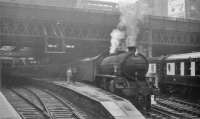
{"left": 126, "top": 35, "right": 137, "bottom": 54}
{"left": 128, "top": 46, "right": 136, "bottom": 53}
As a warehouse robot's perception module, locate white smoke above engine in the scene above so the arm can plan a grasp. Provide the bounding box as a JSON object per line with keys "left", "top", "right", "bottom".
{"left": 110, "top": 29, "right": 125, "bottom": 54}
{"left": 109, "top": 0, "right": 150, "bottom": 54}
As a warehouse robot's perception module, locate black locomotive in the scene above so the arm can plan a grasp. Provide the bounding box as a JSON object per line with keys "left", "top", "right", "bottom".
{"left": 147, "top": 52, "right": 200, "bottom": 101}
{"left": 69, "top": 47, "right": 152, "bottom": 111}
{"left": 4, "top": 47, "right": 152, "bottom": 111}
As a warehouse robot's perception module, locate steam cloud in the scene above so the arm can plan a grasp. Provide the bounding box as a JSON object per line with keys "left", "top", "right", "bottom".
{"left": 109, "top": 29, "right": 125, "bottom": 54}
{"left": 109, "top": 0, "right": 150, "bottom": 54}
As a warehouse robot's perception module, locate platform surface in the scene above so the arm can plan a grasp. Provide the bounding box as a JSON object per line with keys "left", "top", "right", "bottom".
{"left": 54, "top": 81, "right": 145, "bottom": 119}
{"left": 0, "top": 91, "right": 21, "bottom": 119}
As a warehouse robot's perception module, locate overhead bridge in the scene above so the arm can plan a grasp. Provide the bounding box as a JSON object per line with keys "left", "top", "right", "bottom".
{"left": 0, "top": 0, "right": 200, "bottom": 58}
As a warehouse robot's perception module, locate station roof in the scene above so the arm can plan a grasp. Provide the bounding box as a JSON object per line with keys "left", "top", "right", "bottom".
{"left": 0, "top": 0, "right": 119, "bottom": 13}
{"left": 0, "top": 46, "right": 33, "bottom": 58}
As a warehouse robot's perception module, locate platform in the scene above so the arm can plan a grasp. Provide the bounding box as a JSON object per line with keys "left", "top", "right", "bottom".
{"left": 54, "top": 81, "right": 145, "bottom": 119}
{"left": 0, "top": 91, "right": 21, "bottom": 119}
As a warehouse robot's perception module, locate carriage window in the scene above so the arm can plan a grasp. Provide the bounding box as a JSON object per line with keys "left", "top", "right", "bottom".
{"left": 185, "top": 62, "right": 191, "bottom": 75}
{"left": 166, "top": 63, "right": 175, "bottom": 75}
{"left": 191, "top": 62, "right": 195, "bottom": 76}
{"left": 196, "top": 61, "right": 200, "bottom": 75}
{"left": 175, "top": 62, "right": 180, "bottom": 75}
{"left": 148, "top": 63, "right": 156, "bottom": 73}
{"left": 180, "top": 62, "right": 184, "bottom": 76}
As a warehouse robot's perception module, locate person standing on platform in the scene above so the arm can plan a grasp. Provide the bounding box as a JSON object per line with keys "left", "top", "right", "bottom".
{"left": 66, "top": 67, "right": 72, "bottom": 83}
{"left": 71, "top": 67, "right": 77, "bottom": 84}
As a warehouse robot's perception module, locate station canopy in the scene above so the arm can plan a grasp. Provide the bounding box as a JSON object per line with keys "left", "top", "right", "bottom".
{"left": 0, "top": 46, "right": 33, "bottom": 58}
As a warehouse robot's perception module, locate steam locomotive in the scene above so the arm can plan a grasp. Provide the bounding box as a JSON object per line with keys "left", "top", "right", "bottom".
{"left": 69, "top": 47, "right": 152, "bottom": 111}
{"left": 4, "top": 47, "right": 152, "bottom": 111}
{"left": 147, "top": 52, "right": 200, "bottom": 100}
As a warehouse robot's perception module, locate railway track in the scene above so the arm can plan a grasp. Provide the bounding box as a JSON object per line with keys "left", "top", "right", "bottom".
{"left": 3, "top": 88, "right": 48, "bottom": 119}
{"left": 148, "top": 97, "right": 200, "bottom": 119}
{"left": 3, "top": 87, "right": 88, "bottom": 119}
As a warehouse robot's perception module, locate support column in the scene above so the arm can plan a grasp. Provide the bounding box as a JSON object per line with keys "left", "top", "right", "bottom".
{"left": 148, "top": 45, "right": 152, "bottom": 57}
{"left": 0, "top": 61, "right": 2, "bottom": 90}
{"left": 148, "top": 29, "right": 153, "bottom": 57}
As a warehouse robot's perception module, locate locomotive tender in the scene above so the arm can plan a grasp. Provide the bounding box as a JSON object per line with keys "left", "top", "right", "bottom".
{"left": 148, "top": 52, "right": 200, "bottom": 100}
{"left": 69, "top": 47, "right": 152, "bottom": 111}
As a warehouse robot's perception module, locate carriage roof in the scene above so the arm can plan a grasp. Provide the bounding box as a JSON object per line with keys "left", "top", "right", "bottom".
{"left": 166, "top": 52, "right": 200, "bottom": 60}
{"left": 80, "top": 55, "right": 100, "bottom": 62}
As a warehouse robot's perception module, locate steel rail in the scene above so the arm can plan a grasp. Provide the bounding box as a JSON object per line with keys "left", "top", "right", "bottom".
{"left": 10, "top": 88, "right": 50, "bottom": 118}
{"left": 43, "top": 89, "right": 87, "bottom": 119}
{"left": 157, "top": 98, "right": 200, "bottom": 117}
{"left": 27, "top": 87, "right": 82, "bottom": 119}
{"left": 23, "top": 87, "right": 56, "bottom": 119}
{"left": 152, "top": 104, "right": 198, "bottom": 119}
{"left": 151, "top": 106, "right": 179, "bottom": 119}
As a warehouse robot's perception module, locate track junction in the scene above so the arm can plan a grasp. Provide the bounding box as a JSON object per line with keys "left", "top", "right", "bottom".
{"left": 3, "top": 86, "right": 88, "bottom": 119}
{"left": 149, "top": 97, "right": 200, "bottom": 119}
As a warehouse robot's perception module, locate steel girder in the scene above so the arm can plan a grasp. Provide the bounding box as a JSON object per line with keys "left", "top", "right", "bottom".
{"left": 0, "top": 16, "right": 111, "bottom": 46}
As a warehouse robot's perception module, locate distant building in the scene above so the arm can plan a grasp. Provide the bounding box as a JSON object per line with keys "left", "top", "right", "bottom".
{"left": 185, "top": 0, "right": 200, "bottom": 20}
{"left": 149, "top": 0, "right": 168, "bottom": 17}
{"left": 147, "top": 0, "right": 200, "bottom": 20}
{"left": 168, "top": 0, "right": 186, "bottom": 18}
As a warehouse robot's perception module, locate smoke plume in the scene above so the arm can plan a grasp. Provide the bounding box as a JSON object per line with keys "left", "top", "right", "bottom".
{"left": 109, "top": 29, "right": 125, "bottom": 54}
{"left": 109, "top": 0, "right": 150, "bottom": 54}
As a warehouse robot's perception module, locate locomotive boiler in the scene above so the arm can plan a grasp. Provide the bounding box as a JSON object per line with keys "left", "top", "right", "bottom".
{"left": 70, "top": 47, "right": 152, "bottom": 111}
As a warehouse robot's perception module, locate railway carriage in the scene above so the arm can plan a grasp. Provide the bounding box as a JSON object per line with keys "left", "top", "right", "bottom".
{"left": 148, "top": 52, "right": 200, "bottom": 100}
{"left": 161, "top": 52, "right": 200, "bottom": 99}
